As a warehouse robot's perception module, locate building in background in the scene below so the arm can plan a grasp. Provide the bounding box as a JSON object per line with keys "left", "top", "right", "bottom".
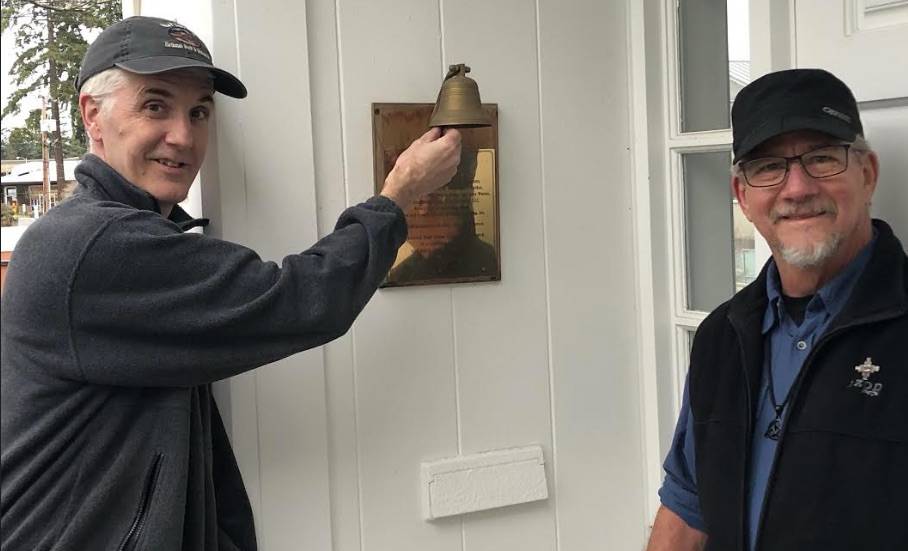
{"left": 1, "top": 158, "right": 79, "bottom": 221}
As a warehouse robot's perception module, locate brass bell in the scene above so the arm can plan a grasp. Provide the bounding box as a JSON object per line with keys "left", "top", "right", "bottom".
{"left": 429, "top": 64, "right": 491, "bottom": 128}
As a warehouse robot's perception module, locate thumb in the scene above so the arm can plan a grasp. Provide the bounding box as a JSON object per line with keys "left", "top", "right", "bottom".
{"left": 438, "top": 128, "right": 462, "bottom": 145}
{"left": 418, "top": 127, "right": 443, "bottom": 143}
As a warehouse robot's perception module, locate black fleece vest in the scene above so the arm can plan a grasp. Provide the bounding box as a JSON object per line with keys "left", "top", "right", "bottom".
{"left": 689, "top": 220, "right": 908, "bottom": 551}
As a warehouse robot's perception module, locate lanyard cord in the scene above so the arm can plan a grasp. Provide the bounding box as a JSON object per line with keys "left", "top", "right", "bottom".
{"left": 763, "top": 338, "right": 792, "bottom": 441}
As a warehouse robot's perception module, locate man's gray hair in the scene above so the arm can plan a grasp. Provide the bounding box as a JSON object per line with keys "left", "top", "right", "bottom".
{"left": 80, "top": 67, "right": 132, "bottom": 115}
{"left": 81, "top": 67, "right": 133, "bottom": 154}
{"left": 850, "top": 135, "right": 872, "bottom": 153}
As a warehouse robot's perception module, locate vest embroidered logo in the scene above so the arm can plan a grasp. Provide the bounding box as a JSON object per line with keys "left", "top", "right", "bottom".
{"left": 846, "top": 357, "right": 882, "bottom": 397}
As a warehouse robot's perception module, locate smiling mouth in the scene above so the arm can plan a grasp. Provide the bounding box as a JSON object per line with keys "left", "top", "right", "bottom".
{"left": 773, "top": 208, "right": 836, "bottom": 224}
{"left": 153, "top": 158, "right": 189, "bottom": 169}
{"left": 781, "top": 213, "right": 825, "bottom": 221}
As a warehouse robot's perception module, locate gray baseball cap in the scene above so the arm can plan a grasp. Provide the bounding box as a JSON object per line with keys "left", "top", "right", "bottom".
{"left": 77, "top": 16, "right": 247, "bottom": 98}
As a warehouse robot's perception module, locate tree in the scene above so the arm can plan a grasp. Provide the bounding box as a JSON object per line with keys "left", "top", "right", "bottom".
{"left": 0, "top": 108, "right": 42, "bottom": 159}
{"left": 1, "top": 0, "right": 121, "bottom": 165}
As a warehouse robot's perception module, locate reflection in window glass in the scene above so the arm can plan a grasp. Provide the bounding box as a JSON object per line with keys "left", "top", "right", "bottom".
{"left": 686, "top": 328, "right": 696, "bottom": 360}
{"left": 678, "top": 0, "right": 750, "bottom": 132}
{"left": 679, "top": 327, "right": 697, "bottom": 403}
{"left": 727, "top": 0, "right": 751, "bottom": 106}
{"left": 732, "top": 200, "right": 757, "bottom": 291}
{"left": 683, "top": 151, "right": 759, "bottom": 311}
{"left": 683, "top": 151, "right": 735, "bottom": 312}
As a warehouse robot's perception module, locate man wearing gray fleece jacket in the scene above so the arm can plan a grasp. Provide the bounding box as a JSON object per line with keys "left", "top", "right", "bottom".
{"left": 0, "top": 16, "right": 461, "bottom": 551}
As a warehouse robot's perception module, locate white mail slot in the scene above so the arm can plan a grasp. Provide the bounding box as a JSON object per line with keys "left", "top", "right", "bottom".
{"left": 421, "top": 445, "right": 548, "bottom": 520}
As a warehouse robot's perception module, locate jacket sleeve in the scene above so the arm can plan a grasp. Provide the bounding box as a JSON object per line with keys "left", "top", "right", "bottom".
{"left": 67, "top": 196, "right": 406, "bottom": 387}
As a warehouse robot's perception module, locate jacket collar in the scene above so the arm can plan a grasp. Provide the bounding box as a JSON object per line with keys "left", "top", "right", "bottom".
{"left": 833, "top": 219, "right": 908, "bottom": 327}
{"left": 74, "top": 153, "right": 209, "bottom": 232}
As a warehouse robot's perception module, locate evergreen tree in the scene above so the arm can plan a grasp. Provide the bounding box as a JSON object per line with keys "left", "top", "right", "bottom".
{"left": 1, "top": 0, "right": 120, "bottom": 165}
{"left": 0, "top": 108, "right": 42, "bottom": 159}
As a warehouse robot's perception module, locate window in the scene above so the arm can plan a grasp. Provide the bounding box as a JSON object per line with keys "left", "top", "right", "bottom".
{"left": 663, "top": 0, "right": 763, "bottom": 414}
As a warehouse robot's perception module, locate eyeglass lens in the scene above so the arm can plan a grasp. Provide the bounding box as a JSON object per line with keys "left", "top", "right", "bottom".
{"left": 742, "top": 145, "right": 850, "bottom": 187}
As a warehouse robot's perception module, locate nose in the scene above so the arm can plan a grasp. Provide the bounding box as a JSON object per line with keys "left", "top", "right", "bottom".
{"left": 778, "top": 159, "right": 819, "bottom": 200}
{"left": 164, "top": 114, "right": 194, "bottom": 149}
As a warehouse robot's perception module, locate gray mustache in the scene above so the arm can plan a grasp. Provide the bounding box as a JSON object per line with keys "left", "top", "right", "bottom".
{"left": 771, "top": 201, "right": 838, "bottom": 222}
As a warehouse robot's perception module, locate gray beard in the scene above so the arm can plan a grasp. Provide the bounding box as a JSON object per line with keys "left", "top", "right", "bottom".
{"left": 778, "top": 232, "right": 844, "bottom": 268}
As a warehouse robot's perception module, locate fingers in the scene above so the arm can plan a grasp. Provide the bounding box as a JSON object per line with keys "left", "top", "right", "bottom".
{"left": 440, "top": 127, "right": 461, "bottom": 140}
{"left": 438, "top": 128, "right": 462, "bottom": 147}
{"left": 419, "top": 127, "right": 462, "bottom": 146}
{"left": 418, "top": 127, "right": 443, "bottom": 143}
{"left": 379, "top": 127, "right": 463, "bottom": 211}
{"left": 430, "top": 128, "right": 462, "bottom": 164}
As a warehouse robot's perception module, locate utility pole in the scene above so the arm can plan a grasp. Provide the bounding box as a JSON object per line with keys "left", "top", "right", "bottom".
{"left": 46, "top": 6, "right": 66, "bottom": 193}
{"left": 41, "top": 96, "right": 50, "bottom": 217}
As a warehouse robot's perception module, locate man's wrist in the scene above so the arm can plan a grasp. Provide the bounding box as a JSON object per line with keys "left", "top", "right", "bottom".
{"left": 379, "top": 175, "right": 413, "bottom": 211}
{"left": 371, "top": 193, "right": 405, "bottom": 215}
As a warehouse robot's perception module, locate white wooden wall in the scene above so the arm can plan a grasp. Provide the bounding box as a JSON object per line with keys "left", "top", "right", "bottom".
{"left": 126, "top": 1, "right": 653, "bottom": 549}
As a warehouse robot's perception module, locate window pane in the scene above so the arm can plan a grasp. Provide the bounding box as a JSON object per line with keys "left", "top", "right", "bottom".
{"left": 683, "top": 151, "right": 736, "bottom": 312}
{"left": 678, "top": 0, "right": 751, "bottom": 132}
{"left": 727, "top": 0, "right": 752, "bottom": 106}
{"left": 733, "top": 200, "right": 758, "bottom": 291}
{"left": 676, "top": 327, "right": 698, "bottom": 411}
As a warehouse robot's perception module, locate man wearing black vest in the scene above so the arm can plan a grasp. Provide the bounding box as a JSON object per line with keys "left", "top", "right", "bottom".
{"left": 646, "top": 69, "right": 907, "bottom": 551}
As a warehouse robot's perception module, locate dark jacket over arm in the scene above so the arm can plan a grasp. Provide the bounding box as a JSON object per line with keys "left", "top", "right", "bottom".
{"left": 1, "top": 155, "right": 407, "bottom": 550}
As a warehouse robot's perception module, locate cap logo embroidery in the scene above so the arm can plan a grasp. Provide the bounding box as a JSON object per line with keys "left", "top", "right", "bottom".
{"left": 822, "top": 106, "right": 852, "bottom": 124}
{"left": 155, "top": 21, "right": 210, "bottom": 60}
{"left": 846, "top": 357, "right": 882, "bottom": 397}
{"left": 167, "top": 25, "right": 203, "bottom": 49}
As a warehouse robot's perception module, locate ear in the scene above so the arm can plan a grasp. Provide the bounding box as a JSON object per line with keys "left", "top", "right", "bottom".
{"left": 860, "top": 150, "right": 879, "bottom": 197}
{"left": 79, "top": 93, "right": 103, "bottom": 144}
{"left": 732, "top": 174, "right": 752, "bottom": 221}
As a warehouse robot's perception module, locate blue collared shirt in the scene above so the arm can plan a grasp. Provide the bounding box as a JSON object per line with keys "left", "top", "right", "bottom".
{"left": 658, "top": 233, "right": 876, "bottom": 549}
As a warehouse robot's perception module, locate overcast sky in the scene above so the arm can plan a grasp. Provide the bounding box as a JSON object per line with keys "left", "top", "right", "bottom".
{"left": 1, "top": 25, "right": 42, "bottom": 128}
{"left": 1, "top": 20, "right": 103, "bottom": 133}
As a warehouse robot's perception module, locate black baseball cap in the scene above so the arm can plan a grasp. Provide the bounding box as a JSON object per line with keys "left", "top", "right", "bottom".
{"left": 731, "top": 68, "right": 861, "bottom": 163}
{"left": 76, "top": 16, "right": 247, "bottom": 98}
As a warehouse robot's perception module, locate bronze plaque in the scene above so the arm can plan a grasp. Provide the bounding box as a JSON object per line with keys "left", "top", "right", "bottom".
{"left": 373, "top": 103, "right": 500, "bottom": 287}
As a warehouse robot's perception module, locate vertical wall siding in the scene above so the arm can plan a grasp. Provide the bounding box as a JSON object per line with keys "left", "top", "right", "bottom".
{"left": 334, "top": 2, "right": 464, "bottom": 550}
{"left": 303, "top": 0, "right": 363, "bottom": 547}
{"left": 535, "top": 1, "right": 647, "bottom": 548}
{"left": 199, "top": 0, "right": 649, "bottom": 549}
{"left": 218, "top": 0, "right": 336, "bottom": 548}
{"left": 441, "top": 2, "right": 555, "bottom": 550}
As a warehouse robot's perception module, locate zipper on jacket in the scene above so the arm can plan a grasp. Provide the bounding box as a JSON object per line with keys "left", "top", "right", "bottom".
{"left": 732, "top": 324, "right": 754, "bottom": 551}
{"left": 117, "top": 453, "right": 164, "bottom": 551}
{"left": 751, "top": 311, "right": 901, "bottom": 551}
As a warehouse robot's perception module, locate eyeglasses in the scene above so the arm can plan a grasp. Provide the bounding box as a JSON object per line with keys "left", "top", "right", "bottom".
{"left": 738, "top": 144, "right": 854, "bottom": 188}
